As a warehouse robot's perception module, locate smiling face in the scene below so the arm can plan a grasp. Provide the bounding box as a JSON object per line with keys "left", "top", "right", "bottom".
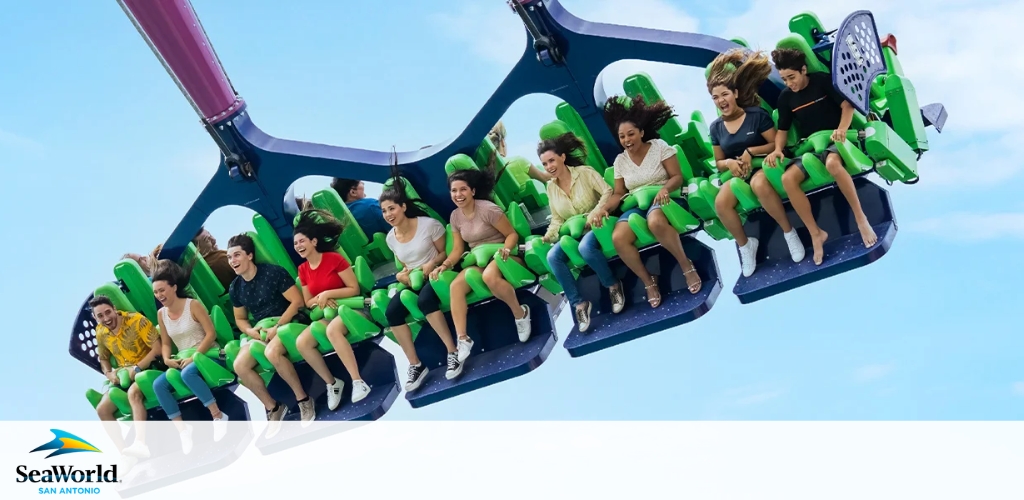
{"left": 380, "top": 199, "right": 406, "bottom": 227}
{"left": 293, "top": 232, "right": 317, "bottom": 260}
{"left": 152, "top": 279, "right": 176, "bottom": 307}
{"left": 539, "top": 150, "right": 567, "bottom": 176}
{"left": 711, "top": 84, "right": 739, "bottom": 116}
{"left": 227, "top": 245, "right": 254, "bottom": 276}
{"left": 778, "top": 66, "right": 809, "bottom": 92}
{"left": 194, "top": 229, "right": 217, "bottom": 253}
{"left": 617, "top": 122, "right": 644, "bottom": 153}
{"left": 92, "top": 303, "right": 120, "bottom": 331}
{"left": 450, "top": 180, "right": 474, "bottom": 209}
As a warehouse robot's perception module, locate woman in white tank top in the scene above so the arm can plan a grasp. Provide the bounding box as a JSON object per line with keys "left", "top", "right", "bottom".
{"left": 150, "top": 260, "right": 229, "bottom": 452}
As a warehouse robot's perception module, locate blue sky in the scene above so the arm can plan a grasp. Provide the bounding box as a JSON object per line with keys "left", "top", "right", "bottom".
{"left": 1, "top": 0, "right": 1021, "bottom": 421}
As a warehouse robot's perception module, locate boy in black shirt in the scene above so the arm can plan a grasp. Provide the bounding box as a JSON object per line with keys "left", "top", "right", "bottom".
{"left": 765, "top": 48, "right": 878, "bottom": 265}
{"left": 226, "top": 234, "right": 317, "bottom": 434}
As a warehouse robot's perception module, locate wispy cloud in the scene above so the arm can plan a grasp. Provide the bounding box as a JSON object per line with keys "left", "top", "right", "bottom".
{"left": 910, "top": 212, "right": 1024, "bottom": 242}
{"left": 1013, "top": 382, "right": 1024, "bottom": 396}
{"left": 854, "top": 363, "right": 896, "bottom": 383}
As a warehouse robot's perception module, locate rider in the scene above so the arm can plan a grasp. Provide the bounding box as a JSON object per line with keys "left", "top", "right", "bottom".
{"left": 766, "top": 48, "right": 878, "bottom": 264}
{"left": 192, "top": 226, "right": 237, "bottom": 290}
{"left": 379, "top": 175, "right": 465, "bottom": 390}
{"left": 599, "top": 95, "right": 703, "bottom": 307}
{"left": 488, "top": 121, "right": 552, "bottom": 184}
{"left": 91, "top": 295, "right": 160, "bottom": 459}
{"left": 149, "top": 259, "right": 230, "bottom": 453}
{"left": 226, "top": 233, "right": 314, "bottom": 433}
{"left": 538, "top": 132, "right": 625, "bottom": 332}
{"left": 291, "top": 209, "right": 372, "bottom": 414}
{"left": 429, "top": 168, "right": 532, "bottom": 360}
{"left": 330, "top": 178, "right": 391, "bottom": 237}
{"left": 706, "top": 49, "right": 806, "bottom": 276}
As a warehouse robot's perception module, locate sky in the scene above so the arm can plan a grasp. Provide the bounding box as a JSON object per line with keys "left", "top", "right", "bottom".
{"left": 0, "top": 0, "right": 1022, "bottom": 421}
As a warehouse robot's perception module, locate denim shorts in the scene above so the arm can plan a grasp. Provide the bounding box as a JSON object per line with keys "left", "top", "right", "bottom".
{"left": 789, "top": 144, "right": 839, "bottom": 180}
{"left": 617, "top": 197, "right": 685, "bottom": 223}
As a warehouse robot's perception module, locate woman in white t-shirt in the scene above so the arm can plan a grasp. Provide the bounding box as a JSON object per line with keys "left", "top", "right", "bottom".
{"left": 378, "top": 179, "right": 464, "bottom": 392}
{"left": 596, "top": 95, "right": 703, "bottom": 307}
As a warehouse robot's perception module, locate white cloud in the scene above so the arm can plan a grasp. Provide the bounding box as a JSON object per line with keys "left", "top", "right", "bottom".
{"left": 854, "top": 363, "right": 895, "bottom": 383}
{"left": 911, "top": 212, "right": 1024, "bottom": 241}
{"left": 1013, "top": 382, "right": 1024, "bottom": 396}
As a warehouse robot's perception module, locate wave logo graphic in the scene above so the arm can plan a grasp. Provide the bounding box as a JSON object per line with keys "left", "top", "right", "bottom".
{"left": 29, "top": 430, "right": 102, "bottom": 459}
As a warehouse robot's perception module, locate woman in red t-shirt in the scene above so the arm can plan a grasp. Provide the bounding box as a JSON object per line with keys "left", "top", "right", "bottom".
{"left": 291, "top": 210, "right": 370, "bottom": 411}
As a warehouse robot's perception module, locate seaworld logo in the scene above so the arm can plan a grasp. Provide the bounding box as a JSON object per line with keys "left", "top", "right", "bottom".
{"left": 29, "top": 430, "right": 101, "bottom": 459}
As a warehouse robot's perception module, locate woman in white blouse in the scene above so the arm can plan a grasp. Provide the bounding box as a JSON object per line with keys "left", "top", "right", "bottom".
{"left": 598, "top": 95, "right": 703, "bottom": 308}
{"left": 379, "top": 179, "right": 464, "bottom": 392}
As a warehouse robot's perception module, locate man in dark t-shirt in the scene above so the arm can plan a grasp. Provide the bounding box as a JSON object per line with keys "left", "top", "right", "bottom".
{"left": 765, "top": 48, "right": 878, "bottom": 265}
{"left": 225, "top": 234, "right": 318, "bottom": 433}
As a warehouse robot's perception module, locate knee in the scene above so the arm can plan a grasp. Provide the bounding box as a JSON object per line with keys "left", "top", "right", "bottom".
{"left": 825, "top": 155, "right": 845, "bottom": 175}
{"left": 326, "top": 318, "right": 348, "bottom": 341}
{"left": 264, "top": 341, "right": 284, "bottom": 362}
{"left": 714, "top": 189, "right": 735, "bottom": 212}
{"left": 750, "top": 175, "right": 771, "bottom": 196}
{"left": 450, "top": 274, "right": 469, "bottom": 294}
{"left": 612, "top": 225, "right": 633, "bottom": 247}
{"left": 152, "top": 374, "right": 170, "bottom": 391}
{"left": 96, "top": 398, "right": 115, "bottom": 418}
{"left": 127, "top": 384, "right": 143, "bottom": 403}
{"left": 546, "top": 246, "right": 565, "bottom": 268}
{"left": 782, "top": 168, "right": 802, "bottom": 188}
{"left": 482, "top": 266, "right": 504, "bottom": 287}
{"left": 647, "top": 213, "right": 668, "bottom": 231}
{"left": 232, "top": 355, "right": 248, "bottom": 374}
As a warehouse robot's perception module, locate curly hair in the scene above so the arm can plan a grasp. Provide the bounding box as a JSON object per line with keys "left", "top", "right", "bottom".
{"left": 536, "top": 132, "right": 587, "bottom": 167}
{"left": 602, "top": 94, "right": 676, "bottom": 143}
{"left": 770, "top": 48, "right": 807, "bottom": 72}
{"left": 293, "top": 209, "right": 344, "bottom": 253}
{"left": 379, "top": 149, "right": 430, "bottom": 219}
{"left": 447, "top": 168, "right": 495, "bottom": 202}
{"left": 151, "top": 258, "right": 195, "bottom": 299}
{"left": 707, "top": 48, "right": 772, "bottom": 109}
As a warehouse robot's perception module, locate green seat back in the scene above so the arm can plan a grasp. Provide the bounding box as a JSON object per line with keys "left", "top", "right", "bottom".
{"left": 310, "top": 189, "right": 369, "bottom": 262}
{"left": 553, "top": 102, "right": 609, "bottom": 175}
{"left": 112, "top": 259, "right": 157, "bottom": 322}
{"left": 251, "top": 214, "right": 300, "bottom": 279}
{"left": 776, "top": 34, "right": 830, "bottom": 74}
{"left": 382, "top": 175, "right": 445, "bottom": 224}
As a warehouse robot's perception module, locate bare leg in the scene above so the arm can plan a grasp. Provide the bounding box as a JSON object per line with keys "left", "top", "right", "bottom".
{"left": 425, "top": 311, "right": 457, "bottom": 353}
{"left": 825, "top": 152, "right": 877, "bottom": 247}
{"left": 390, "top": 324, "right": 421, "bottom": 365}
{"left": 783, "top": 166, "right": 828, "bottom": 265}
{"left": 126, "top": 383, "right": 147, "bottom": 446}
{"left": 233, "top": 343, "right": 279, "bottom": 410}
{"left": 714, "top": 181, "right": 749, "bottom": 245}
{"left": 647, "top": 210, "right": 701, "bottom": 294}
{"left": 325, "top": 317, "right": 363, "bottom": 381}
{"left": 482, "top": 259, "right": 526, "bottom": 319}
{"left": 265, "top": 336, "right": 309, "bottom": 401}
{"left": 750, "top": 171, "right": 793, "bottom": 232}
{"left": 97, "top": 392, "right": 125, "bottom": 452}
{"left": 612, "top": 221, "right": 657, "bottom": 302}
{"left": 296, "top": 322, "right": 337, "bottom": 385}
{"left": 449, "top": 269, "right": 474, "bottom": 341}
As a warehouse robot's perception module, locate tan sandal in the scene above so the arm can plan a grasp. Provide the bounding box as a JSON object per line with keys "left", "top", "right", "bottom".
{"left": 645, "top": 276, "right": 661, "bottom": 308}
{"left": 683, "top": 264, "right": 702, "bottom": 294}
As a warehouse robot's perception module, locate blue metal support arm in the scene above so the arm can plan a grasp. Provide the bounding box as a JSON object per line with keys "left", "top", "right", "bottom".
{"left": 159, "top": 0, "right": 781, "bottom": 264}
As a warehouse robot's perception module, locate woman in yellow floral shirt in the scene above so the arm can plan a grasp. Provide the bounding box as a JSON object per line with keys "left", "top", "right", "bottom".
{"left": 539, "top": 132, "right": 625, "bottom": 333}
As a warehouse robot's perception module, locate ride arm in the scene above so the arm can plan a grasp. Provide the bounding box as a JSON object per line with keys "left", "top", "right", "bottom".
{"left": 602, "top": 177, "right": 628, "bottom": 214}
{"left": 424, "top": 236, "right": 448, "bottom": 273}
{"left": 277, "top": 286, "right": 305, "bottom": 325}
{"left": 441, "top": 231, "right": 466, "bottom": 271}
{"left": 493, "top": 214, "right": 519, "bottom": 254}
{"left": 191, "top": 300, "right": 219, "bottom": 353}
{"left": 157, "top": 312, "right": 175, "bottom": 364}
{"left": 659, "top": 155, "right": 685, "bottom": 192}
{"left": 319, "top": 268, "right": 361, "bottom": 300}
{"left": 233, "top": 306, "right": 258, "bottom": 339}
{"left": 395, "top": 261, "right": 412, "bottom": 287}
{"left": 528, "top": 164, "right": 552, "bottom": 183}
{"left": 97, "top": 338, "right": 117, "bottom": 383}
{"left": 301, "top": 283, "right": 316, "bottom": 309}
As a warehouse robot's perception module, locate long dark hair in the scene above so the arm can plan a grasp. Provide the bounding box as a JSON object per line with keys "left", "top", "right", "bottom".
{"left": 151, "top": 258, "right": 195, "bottom": 299}
{"left": 536, "top": 132, "right": 587, "bottom": 167}
{"left": 707, "top": 48, "right": 772, "bottom": 108}
{"left": 379, "top": 147, "right": 430, "bottom": 218}
{"left": 447, "top": 167, "right": 496, "bottom": 202}
{"left": 602, "top": 94, "right": 676, "bottom": 143}
{"left": 293, "top": 209, "right": 344, "bottom": 253}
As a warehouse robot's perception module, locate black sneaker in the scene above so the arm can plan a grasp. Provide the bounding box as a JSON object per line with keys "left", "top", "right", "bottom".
{"left": 405, "top": 363, "right": 428, "bottom": 392}
{"left": 575, "top": 301, "right": 593, "bottom": 333}
{"left": 445, "top": 352, "right": 464, "bottom": 380}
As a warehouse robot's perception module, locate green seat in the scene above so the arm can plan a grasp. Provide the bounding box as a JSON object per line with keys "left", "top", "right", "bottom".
{"left": 473, "top": 137, "right": 548, "bottom": 212}
{"left": 382, "top": 175, "right": 446, "bottom": 225}
{"left": 311, "top": 189, "right": 394, "bottom": 269}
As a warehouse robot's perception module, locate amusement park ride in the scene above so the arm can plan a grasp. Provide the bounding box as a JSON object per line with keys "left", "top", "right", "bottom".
{"left": 67, "top": 0, "right": 945, "bottom": 487}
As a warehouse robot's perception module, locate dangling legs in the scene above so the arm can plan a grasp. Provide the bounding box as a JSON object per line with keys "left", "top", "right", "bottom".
{"left": 783, "top": 163, "right": 829, "bottom": 265}
{"left": 715, "top": 182, "right": 758, "bottom": 277}
{"left": 824, "top": 151, "right": 877, "bottom": 248}
{"left": 612, "top": 214, "right": 659, "bottom": 307}
{"left": 647, "top": 208, "right": 701, "bottom": 294}
{"left": 751, "top": 170, "right": 805, "bottom": 263}
{"left": 482, "top": 258, "right": 531, "bottom": 342}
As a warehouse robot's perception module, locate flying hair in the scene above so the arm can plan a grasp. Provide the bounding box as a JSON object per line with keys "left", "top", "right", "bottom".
{"left": 293, "top": 208, "right": 344, "bottom": 253}
{"left": 379, "top": 146, "right": 430, "bottom": 219}
{"left": 536, "top": 132, "right": 587, "bottom": 167}
{"left": 447, "top": 167, "right": 496, "bottom": 202}
{"left": 706, "top": 48, "right": 772, "bottom": 109}
{"left": 602, "top": 94, "right": 676, "bottom": 142}
{"left": 150, "top": 258, "right": 196, "bottom": 299}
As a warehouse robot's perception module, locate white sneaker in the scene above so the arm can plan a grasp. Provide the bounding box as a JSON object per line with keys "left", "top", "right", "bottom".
{"left": 457, "top": 337, "right": 474, "bottom": 363}
{"left": 179, "top": 424, "right": 194, "bottom": 455}
{"left": 783, "top": 230, "right": 806, "bottom": 262}
{"left": 738, "top": 237, "right": 759, "bottom": 277}
{"left": 122, "top": 441, "right": 150, "bottom": 459}
{"left": 515, "top": 305, "right": 532, "bottom": 342}
{"left": 213, "top": 414, "right": 229, "bottom": 442}
{"left": 327, "top": 378, "right": 345, "bottom": 411}
{"left": 351, "top": 379, "right": 371, "bottom": 403}
{"left": 445, "top": 352, "right": 464, "bottom": 380}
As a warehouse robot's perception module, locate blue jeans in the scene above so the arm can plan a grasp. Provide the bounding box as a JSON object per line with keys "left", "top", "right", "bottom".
{"left": 547, "top": 231, "right": 617, "bottom": 307}
{"left": 153, "top": 362, "right": 218, "bottom": 419}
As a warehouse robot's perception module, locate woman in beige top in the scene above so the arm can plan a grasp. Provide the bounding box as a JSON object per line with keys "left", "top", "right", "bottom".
{"left": 598, "top": 95, "right": 703, "bottom": 308}
{"left": 429, "top": 168, "right": 532, "bottom": 363}
{"left": 538, "top": 132, "right": 625, "bottom": 333}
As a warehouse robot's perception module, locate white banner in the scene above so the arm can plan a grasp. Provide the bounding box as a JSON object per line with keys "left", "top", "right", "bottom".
{"left": 3, "top": 421, "right": 1023, "bottom": 499}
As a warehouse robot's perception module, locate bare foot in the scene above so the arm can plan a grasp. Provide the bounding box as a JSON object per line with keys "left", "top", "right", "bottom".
{"left": 857, "top": 220, "right": 878, "bottom": 247}
{"left": 811, "top": 229, "right": 828, "bottom": 265}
